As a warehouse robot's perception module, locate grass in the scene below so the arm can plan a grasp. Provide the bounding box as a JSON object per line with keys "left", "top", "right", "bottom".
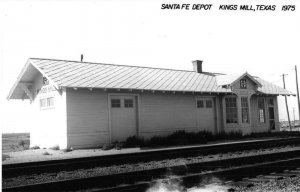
{"left": 2, "top": 154, "right": 11, "bottom": 161}
{"left": 49, "top": 145, "right": 60, "bottom": 150}
{"left": 121, "top": 130, "right": 300, "bottom": 149}
{"left": 2, "top": 133, "right": 30, "bottom": 153}
{"left": 42, "top": 151, "right": 51, "bottom": 155}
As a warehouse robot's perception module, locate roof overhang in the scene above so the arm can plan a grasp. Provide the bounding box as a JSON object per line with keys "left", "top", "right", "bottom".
{"left": 7, "top": 59, "right": 59, "bottom": 100}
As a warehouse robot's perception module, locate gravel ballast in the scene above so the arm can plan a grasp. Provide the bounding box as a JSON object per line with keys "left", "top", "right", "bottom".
{"left": 3, "top": 145, "right": 300, "bottom": 188}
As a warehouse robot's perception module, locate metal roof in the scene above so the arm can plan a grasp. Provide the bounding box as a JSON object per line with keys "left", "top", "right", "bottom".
{"left": 7, "top": 58, "right": 295, "bottom": 100}
{"left": 30, "top": 58, "right": 231, "bottom": 93}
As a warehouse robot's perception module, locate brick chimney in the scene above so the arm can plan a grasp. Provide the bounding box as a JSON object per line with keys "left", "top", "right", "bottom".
{"left": 192, "top": 60, "right": 203, "bottom": 73}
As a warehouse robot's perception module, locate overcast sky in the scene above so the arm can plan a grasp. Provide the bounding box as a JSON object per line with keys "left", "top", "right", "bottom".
{"left": 1, "top": 0, "right": 299, "bottom": 133}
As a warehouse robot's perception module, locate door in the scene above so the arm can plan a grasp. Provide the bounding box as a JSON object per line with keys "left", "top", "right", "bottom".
{"left": 110, "top": 95, "right": 137, "bottom": 142}
{"left": 267, "top": 98, "right": 275, "bottom": 131}
{"left": 196, "top": 97, "right": 215, "bottom": 132}
{"left": 268, "top": 107, "right": 275, "bottom": 130}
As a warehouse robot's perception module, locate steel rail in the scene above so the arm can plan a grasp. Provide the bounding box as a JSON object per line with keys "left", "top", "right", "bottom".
{"left": 3, "top": 148, "right": 300, "bottom": 192}
{"left": 3, "top": 137, "right": 300, "bottom": 179}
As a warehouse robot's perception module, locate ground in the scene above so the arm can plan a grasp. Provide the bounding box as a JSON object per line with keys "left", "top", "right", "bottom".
{"left": 2, "top": 133, "right": 29, "bottom": 153}
{"left": 2, "top": 132, "right": 300, "bottom": 164}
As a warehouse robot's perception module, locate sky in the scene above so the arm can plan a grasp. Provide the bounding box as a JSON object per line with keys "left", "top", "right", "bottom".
{"left": 0, "top": 0, "right": 299, "bottom": 133}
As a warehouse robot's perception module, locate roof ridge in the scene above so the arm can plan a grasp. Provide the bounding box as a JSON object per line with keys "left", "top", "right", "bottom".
{"left": 29, "top": 57, "right": 199, "bottom": 73}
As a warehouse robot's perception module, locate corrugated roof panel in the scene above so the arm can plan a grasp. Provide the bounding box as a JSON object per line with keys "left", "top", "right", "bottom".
{"left": 202, "top": 76, "right": 215, "bottom": 92}
{"left": 133, "top": 69, "right": 161, "bottom": 89}
{"left": 45, "top": 62, "right": 86, "bottom": 77}
{"left": 119, "top": 68, "right": 158, "bottom": 89}
{"left": 22, "top": 58, "right": 293, "bottom": 95}
{"left": 189, "top": 74, "right": 205, "bottom": 92}
{"left": 36, "top": 61, "right": 70, "bottom": 71}
{"left": 50, "top": 63, "right": 94, "bottom": 84}
{"left": 121, "top": 68, "right": 156, "bottom": 89}
{"left": 101, "top": 67, "right": 142, "bottom": 88}
{"left": 85, "top": 66, "right": 128, "bottom": 87}
{"left": 160, "top": 71, "right": 183, "bottom": 91}
{"left": 57, "top": 64, "right": 101, "bottom": 86}
{"left": 145, "top": 70, "right": 172, "bottom": 90}
{"left": 195, "top": 75, "right": 210, "bottom": 92}
{"left": 93, "top": 66, "right": 136, "bottom": 88}
{"left": 152, "top": 70, "right": 177, "bottom": 91}
{"left": 33, "top": 59, "right": 61, "bottom": 68}
{"left": 71, "top": 65, "right": 116, "bottom": 87}
{"left": 156, "top": 71, "right": 180, "bottom": 91}
{"left": 181, "top": 73, "right": 198, "bottom": 91}
{"left": 173, "top": 72, "right": 192, "bottom": 91}
{"left": 141, "top": 70, "right": 166, "bottom": 90}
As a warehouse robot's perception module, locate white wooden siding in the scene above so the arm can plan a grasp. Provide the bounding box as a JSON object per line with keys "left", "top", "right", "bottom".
{"left": 138, "top": 92, "right": 220, "bottom": 138}
{"left": 66, "top": 89, "right": 109, "bottom": 148}
{"left": 29, "top": 73, "right": 67, "bottom": 149}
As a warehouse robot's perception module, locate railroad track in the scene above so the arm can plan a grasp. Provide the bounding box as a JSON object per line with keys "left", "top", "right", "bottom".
{"left": 3, "top": 151, "right": 300, "bottom": 191}
{"left": 3, "top": 138, "right": 300, "bottom": 192}
{"left": 3, "top": 137, "right": 300, "bottom": 178}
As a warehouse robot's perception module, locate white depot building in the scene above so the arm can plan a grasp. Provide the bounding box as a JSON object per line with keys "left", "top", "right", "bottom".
{"left": 8, "top": 58, "right": 294, "bottom": 149}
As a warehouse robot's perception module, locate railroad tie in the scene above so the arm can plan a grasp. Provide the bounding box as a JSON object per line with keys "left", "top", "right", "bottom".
{"left": 270, "top": 173, "right": 297, "bottom": 177}
{"left": 262, "top": 175, "right": 284, "bottom": 180}
{"left": 246, "top": 177, "right": 274, "bottom": 183}
{"left": 229, "top": 181, "right": 254, "bottom": 188}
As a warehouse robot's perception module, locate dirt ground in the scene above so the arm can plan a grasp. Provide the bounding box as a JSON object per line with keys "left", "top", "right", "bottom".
{"left": 2, "top": 133, "right": 30, "bottom": 153}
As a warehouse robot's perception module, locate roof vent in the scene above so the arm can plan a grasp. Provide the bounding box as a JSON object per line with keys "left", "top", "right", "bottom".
{"left": 81, "top": 54, "right": 83, "bottom": 62}
{"left": 192, "top": 60, "right": 203, "bottom": 73}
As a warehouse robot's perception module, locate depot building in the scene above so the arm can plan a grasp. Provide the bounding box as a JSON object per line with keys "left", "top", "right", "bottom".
{"left": 7, "top": 58, "right": 294, "bottom": 149}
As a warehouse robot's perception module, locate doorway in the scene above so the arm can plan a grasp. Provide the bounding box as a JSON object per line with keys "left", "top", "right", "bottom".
{"left": 110, "top": 95, "right": 137, "bottom": 142}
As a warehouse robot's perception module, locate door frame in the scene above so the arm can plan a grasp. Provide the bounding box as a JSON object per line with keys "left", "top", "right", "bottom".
{"left": 268, "top": 106, "right": 275, "bottom": 131}
{"left": 108, "top": 93, "right": 140, "bottom": 143}
{"left": 266, "top": 98, "right": 275, "bottom": 131}
{"left": 195, "top": 96, "right": 218, "bottom": 134}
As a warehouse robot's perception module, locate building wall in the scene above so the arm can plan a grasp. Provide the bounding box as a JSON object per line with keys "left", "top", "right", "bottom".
{"left": 29, "top": 73, "right": 67, "bottom": 149}
{"left": 223, "top": 94, "right": 280, "bottom": 134}
{"left": 66, "top": 88, "right": 109, "bottom": 148}
{"left": 138, "top": 92, "right": 222, "bottom": 138}
{"left": 65, "top": 89, "right": 222, "bottom": 148}
{"left": 65, "top": 88, "right": 279, "bottom": 148}
{"left": 222, "top": 76, "right": 261, "bottom": 134}
{"left": 250, "top": 96, "right": 280, "bottom": 132}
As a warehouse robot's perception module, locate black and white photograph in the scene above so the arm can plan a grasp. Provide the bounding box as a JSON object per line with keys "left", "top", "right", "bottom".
{"left": 1, "top": 0, "right": 300, "bottom": 191}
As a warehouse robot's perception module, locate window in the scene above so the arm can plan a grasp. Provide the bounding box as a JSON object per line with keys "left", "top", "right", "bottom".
{"left": 40, "top": 97, "right": 54, "bottom": 109}
{"left": 124, "top": 99, "right": 133, "bottom": 108}
{"left": 241, "top": 97, "right": 249, "bottom": 123}
{"left": 240, "top": 79, "right": 247, "bottom": 89}
{"left": 111, "top": 99, "right": 121, "bottom": 108}
{"left": 206, "top": 100, "right": 212, "bottom": 108}
{"left": 268, "top": 98, "right": 274, "bottom": 106}
{"left": 197, "top": 100, "right": 204, "bottom": 108}
{"left": 258, "top": 98, "right": 265, "bottom": 123}
{"left": 40, "top": 98, "right": 46, "bottom": 108}
{"left": 225, "top": 97, "right": 238, "bottom": 123}
{"left": 47, "top": 97, "right": 54, "bottom": 107}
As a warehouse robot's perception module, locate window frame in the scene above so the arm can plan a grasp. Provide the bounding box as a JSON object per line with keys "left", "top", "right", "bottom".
{"left": 241, "top": 97, "right": 249, "bottom": 123}
{"left": 206, "top": 100, "right": 213, "bottom": 108}
{"left": 40, "top": 96, "right": 55, "bottom": 110}
{"left": 111, "top": 99, "right": 121, "bottom": 108}
{"left": 197, "top": 100, "right": 204, "bottom": 108}
{"left": 124, "top": 99, "right": 134, "bottom": 108}
{"left": 257, "top": 98, "right": 266, "bottom": 123}
{"left": 267, "top": 98, "right": 274, "bottom": 106}
{"left": 225, "top": 96, "right": 238, "bottom": 124}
